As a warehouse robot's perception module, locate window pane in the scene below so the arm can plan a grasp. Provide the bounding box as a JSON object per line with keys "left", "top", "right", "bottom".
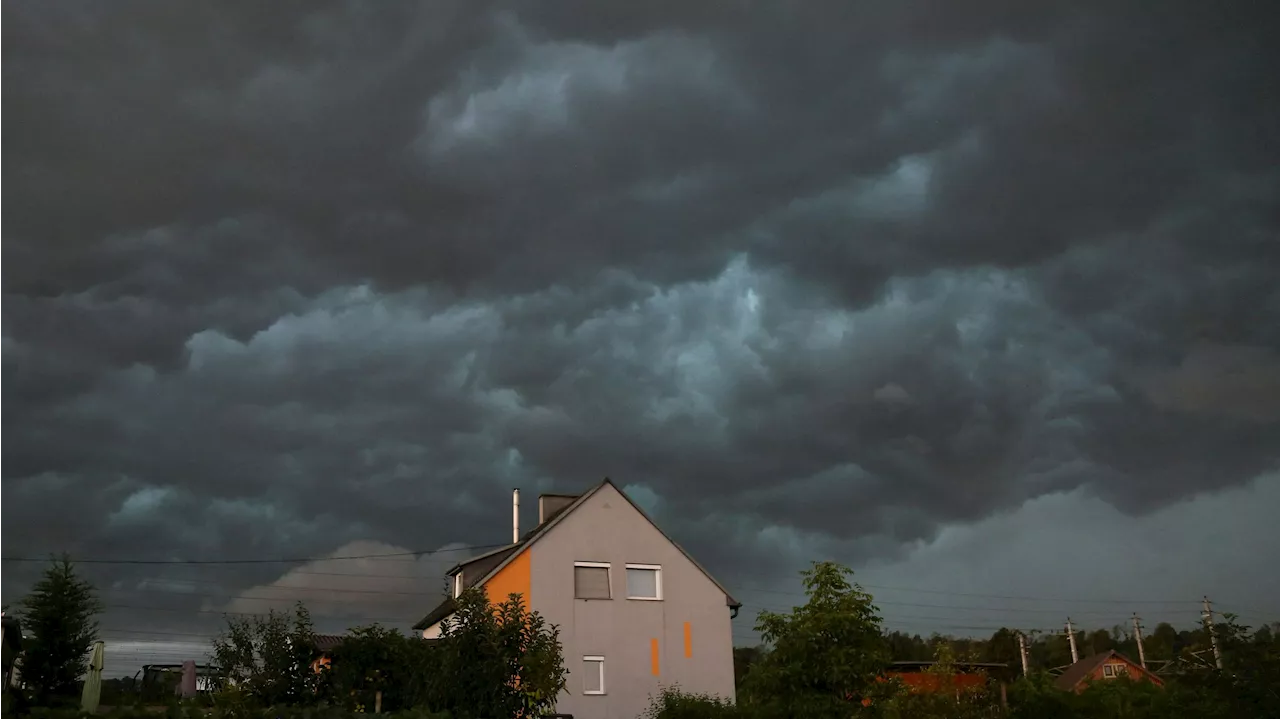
{"left": 627, "top": 568, "right": 658, "bottom": 598}
{"left": 583, "top": 659, "right": 603, "bottom": 693}
{"left": 575, "top": 566, "right": 611, "bottom": 599}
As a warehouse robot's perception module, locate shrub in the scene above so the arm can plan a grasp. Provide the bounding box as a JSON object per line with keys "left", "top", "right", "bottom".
{"left": 642, "top": 686, "right": 743, "bottom": 719}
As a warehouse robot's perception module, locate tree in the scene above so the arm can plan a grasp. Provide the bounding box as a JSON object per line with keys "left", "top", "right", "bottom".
{"left": 434, "top": 588, "right": 567, "bottom": 719}
{"left": 210, "top": 602, "right": 323, "bottom": 707}
{"left": 17, "top": 555, "right": 102, "bottom": 706}
{"left": 739, "top": 561, "right": 891, "bottom": 718}
{"left": 320, "top": 624, "right": 437, "bottom": 712}
{"left": 732, "top": 645, "right": 764, "bottom": 690}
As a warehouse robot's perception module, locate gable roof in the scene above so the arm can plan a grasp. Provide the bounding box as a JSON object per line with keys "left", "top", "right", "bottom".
{"left": 412, "top": 478, "right": 741, "bottom": 630}
{"left": 1053, "top": 650, "right": 1164, "bottom": 691}
{"left": 312, "top": 634, "right": 346, "bottom": 653}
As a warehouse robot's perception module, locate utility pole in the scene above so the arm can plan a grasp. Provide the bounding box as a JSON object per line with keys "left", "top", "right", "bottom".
{"left": 1203, "top": 596, "right": 1223, "bottom": 669}
{"left": 1017, "top": 631, "right": 1030, "bottom": 677}
{"left": 1132, "top": 613, "right": 1147, "bottom": 669}
{"left": 1065, "top": 618, "right": 1079, "bottom": 663}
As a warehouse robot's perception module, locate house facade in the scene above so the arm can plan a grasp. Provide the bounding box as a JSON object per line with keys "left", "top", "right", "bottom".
{"left": 1053, "top": 649, "right": 1165, "bottom": 693}
{"left": 413, "top": 480, "right": 740, "bottom": 719}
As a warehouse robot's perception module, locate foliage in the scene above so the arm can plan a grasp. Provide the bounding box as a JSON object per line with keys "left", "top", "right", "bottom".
{"left": 433, "top": 588, "right": 567, "bottom": 719}
{"left": 642, "top": 686, "right": 745, "bottom": 719}
{"left": 731, "top": 646, "right": 763, "bottom": 690}
{"left": 16, "top": 555, "right": 103, "bottom": 706}
{"left": 20, "top": 706, "right": 450, "bottom": 719}
{"left": 210, "top": 603, "right": 323, "bottom": 708}
{"left": 1154, "top": 613, "right": 1280, "bottom": 719}
{"left": 874, "top": 644, "right": 1002, "bottom": 719}
{"left": 739, "top": 561, "right": 892, "bottom": 718}
{"left": 319, "top": 624, "right": 437, "bottom": 713}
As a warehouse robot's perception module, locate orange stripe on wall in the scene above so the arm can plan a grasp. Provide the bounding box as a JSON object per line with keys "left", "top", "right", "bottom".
{"left": 651, "top": 638, "right": 660, "bottom": 676}
{"left": 483, "top": 548, "right": 531, "bottom": 609}
{"left": 684, "top": 622, "right": 692, "bottom": 658}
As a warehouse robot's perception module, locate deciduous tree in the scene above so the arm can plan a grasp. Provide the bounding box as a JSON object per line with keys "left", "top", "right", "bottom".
{"left": 740, "top": 561, "right": 891, "bottom": 718}
{"left": 211, "top": 602, "right": 322, "bottom": 707}
{"left": 435, "top": 588, "right": 567, "bottom": 719}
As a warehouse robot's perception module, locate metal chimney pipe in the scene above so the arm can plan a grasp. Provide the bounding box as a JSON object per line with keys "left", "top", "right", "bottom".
{"left": 512, "top": 488, "right": 520, "bottom": 544}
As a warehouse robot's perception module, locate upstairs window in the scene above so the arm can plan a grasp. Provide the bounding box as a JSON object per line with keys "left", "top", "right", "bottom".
{"left": 626, "top": 564, "right": 662, "bottom": 600}
{"left": 574, "top": 562, "right": 612, "bottom": 599}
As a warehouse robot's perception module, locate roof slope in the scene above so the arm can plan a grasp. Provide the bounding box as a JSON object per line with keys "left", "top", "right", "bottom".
{"left": 312, "top": 634, "right": 346, "bottom": 652}
{"left": 1053, "top": 650, "right": 1163, "bottom": 691}
{"left": 412, "top": 478, "right": 740, "bottom": 630}
{"left": 1053, "top": 652, "right": 1114, "bottom": 691}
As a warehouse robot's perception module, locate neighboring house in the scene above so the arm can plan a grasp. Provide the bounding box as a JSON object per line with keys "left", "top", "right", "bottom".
{"left": 134, "top": 664, "right": 218, "bottom": 697}
{"left": 886, "top": 661, "right": 1007, "bottom": 693}
{"left": 311, "top": 634, "right": 346, "bottom": 673}
{"left": 2, "top": 614, "right": 22, "bottom": 693}
{"left": 412, "top": 479, "right": 741, "bottom": 719}
{"left": 1053, "top": 650, "right": 1165, "bottom": 693}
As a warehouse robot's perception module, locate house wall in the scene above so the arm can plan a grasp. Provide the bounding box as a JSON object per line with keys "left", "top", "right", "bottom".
{"left": 888, "top": 672, "right": 988, "bottom": 693}
{"left": 1084, "top": 656, "right": 1158, "bottom": 686}
{"left": 484, "top": 548, "right": 531, "bottom": 607}
{"left": 529, "top": 483, "right": 736, "bottom": 719}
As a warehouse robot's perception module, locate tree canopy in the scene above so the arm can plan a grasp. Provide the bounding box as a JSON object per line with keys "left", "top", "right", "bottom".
{"left": 210, "top": 602, "right": 323, "bottom": 707}
{"left": 740, "top": 561, "right": 892, "bottom": 718}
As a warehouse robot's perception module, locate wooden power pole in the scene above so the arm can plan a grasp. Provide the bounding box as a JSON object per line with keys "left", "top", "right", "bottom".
{"left": 1203, "top": 596, "right": 1223, "bottom": 669}
{"left": 1065, "top": 618, "right": 1079, "bottom": 663}
{"left": 1132, "top": 613, "right": 1147, "bottom": 669}
{"left": 1017, "top": 631, "right": 1030, "bottom": 677}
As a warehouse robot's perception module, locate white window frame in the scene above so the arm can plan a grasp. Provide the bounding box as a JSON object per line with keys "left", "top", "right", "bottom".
{"left": 582, "top": 655, "right": 606, "bottom": 695}
{"left": 573, "top": 561, "right": 613, "bottom": 600}
{"left": 624, "top": 563, "right": 663, "bottom": 601}
{"left": 1102, "top": 664, "right": 1115, "bottom": 678}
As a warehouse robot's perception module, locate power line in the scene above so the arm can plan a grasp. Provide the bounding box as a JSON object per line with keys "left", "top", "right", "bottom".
{"left": 1, "top": 543, "right": 509, "bottom": 566}
{"left": 737, "top": 582, "right": 1204, "bottom": 606}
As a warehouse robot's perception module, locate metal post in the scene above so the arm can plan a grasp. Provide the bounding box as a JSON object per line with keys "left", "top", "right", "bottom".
{"left": 512, "top": 488, "right": 521, "bottom": 544}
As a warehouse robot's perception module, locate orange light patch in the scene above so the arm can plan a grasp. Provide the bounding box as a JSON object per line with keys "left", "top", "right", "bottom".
{"left": 683, "top": 622, "right": 692, "bottom": 658}
{"left": 651, "top": 638, "right": 660, "bottom": 676}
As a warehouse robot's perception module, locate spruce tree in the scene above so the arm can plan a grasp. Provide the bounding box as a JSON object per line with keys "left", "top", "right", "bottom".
{"left": 18, "top": 555, "right": 102, "bottom": 706}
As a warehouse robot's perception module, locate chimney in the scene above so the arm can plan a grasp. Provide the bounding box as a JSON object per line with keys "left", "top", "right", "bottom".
{"left": 538, "top": 494, "right": 578, "bottom": 526}
{"left": 512, "top": 489, "right": 521, "bottom": 544}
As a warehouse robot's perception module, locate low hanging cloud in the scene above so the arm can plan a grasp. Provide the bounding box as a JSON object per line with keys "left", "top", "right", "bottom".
{"left": 214, "top": 541, "right": 461, "bottom": 631}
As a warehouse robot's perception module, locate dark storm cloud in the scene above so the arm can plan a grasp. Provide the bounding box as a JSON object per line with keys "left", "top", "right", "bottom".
{"left": 4, "top": 0, "right": 1279, "bottom": 639}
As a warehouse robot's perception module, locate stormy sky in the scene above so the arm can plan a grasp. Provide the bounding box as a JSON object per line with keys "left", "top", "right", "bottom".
{"left": 4, "top": 0, "right": 1279, "bottom": 676}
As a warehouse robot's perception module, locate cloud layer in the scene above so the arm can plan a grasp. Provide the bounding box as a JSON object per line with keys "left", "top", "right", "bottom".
{"left": 4, "top": 0, "right": 1278, "bottom": 649}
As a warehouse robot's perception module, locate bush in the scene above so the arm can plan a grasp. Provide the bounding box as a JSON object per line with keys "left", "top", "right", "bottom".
{"left": 18, "top": 706, "right": 450, "bottom": 719}
{"left": 642, "top": 686, "right": 743, "bottom": 719}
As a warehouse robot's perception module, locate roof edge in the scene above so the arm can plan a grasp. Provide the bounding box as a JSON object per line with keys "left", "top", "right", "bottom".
{"left": 471, "top": 478, "right": 742, "bottom": 609}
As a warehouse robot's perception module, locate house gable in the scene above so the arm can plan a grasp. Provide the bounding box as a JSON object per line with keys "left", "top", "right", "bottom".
{"left": 412, "top": 478, "right": 739, "bottom": 635}
{"left": 476, "top": 479, "right": 740, "bottom": 609}
{"left": 1054, "top": 650, "right": 1164, "bottom": 692}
